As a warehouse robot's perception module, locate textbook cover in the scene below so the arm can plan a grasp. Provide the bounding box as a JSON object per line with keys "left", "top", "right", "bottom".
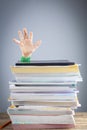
{"left": 15, "top": 60, "right": 75, "bottom": 66}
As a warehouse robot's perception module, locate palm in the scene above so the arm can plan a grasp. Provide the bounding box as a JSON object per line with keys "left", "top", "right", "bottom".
{"left": 20, "top": 39, "right": 34, "bottom": 57}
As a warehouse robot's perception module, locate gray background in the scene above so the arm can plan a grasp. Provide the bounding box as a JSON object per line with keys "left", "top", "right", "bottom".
{"left": 0, "top": 0, "right": 87, "bottom": 112}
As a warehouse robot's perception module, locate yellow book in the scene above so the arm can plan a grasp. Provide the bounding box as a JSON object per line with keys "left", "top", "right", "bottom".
{"left": 10, "top": 64, "right": 80, "bottom": 74}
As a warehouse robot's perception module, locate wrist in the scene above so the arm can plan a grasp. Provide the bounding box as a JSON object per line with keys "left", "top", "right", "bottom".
{"left": 22, "top": 52, "right": 32, "bottom": 58}
{"left": 20, "top": 56, "right": 31, "bottom": 62}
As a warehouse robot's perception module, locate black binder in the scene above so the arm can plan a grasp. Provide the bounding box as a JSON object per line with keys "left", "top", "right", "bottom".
{"left": 15, "top": 60, "right": 75, "bottom": 66}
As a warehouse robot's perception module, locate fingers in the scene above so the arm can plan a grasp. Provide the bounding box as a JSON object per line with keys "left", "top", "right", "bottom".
{"left": 29, "top": 32, "right": 33, "bottom": 42}
{"left": 23, "top": 28, "right": 28, "bottom": 39}
{"left": 13, "top": 38, "right": 20, "bottom": 45}
{"left": 18, "top": 28, "right": 32, "bottom": 41}
{"left": 33, "top": 40, "right": 41, "bottom": 50}
{"left": 18, "top": 31, "right": 24, "bottom": 41}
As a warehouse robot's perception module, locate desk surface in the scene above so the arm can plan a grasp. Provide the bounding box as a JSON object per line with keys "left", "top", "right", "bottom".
{"left": 0, "top": 112, "right": 87, "bottom": 130}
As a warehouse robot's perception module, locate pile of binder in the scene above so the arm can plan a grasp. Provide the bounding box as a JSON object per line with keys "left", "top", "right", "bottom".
{"left": 7, "top": 60, "right": 82, "bottom": 129}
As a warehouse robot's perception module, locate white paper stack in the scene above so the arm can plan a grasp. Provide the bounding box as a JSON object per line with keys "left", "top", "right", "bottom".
{"left": 7, "top": 60, "right": 82, "bottom": 129}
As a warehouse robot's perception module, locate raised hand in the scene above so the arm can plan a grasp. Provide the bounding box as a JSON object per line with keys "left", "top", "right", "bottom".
{"left": 13, "top": 28, "right": 41, "bottom": 57}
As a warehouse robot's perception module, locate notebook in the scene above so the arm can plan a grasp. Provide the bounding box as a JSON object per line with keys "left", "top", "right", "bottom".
{"left": 15, "top": 60, "right": 75, "bottom": 66}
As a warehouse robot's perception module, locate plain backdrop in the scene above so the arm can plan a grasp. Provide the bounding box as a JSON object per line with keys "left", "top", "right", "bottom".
{"left": 0, "top": 0, "right": 87, "bottom": 112}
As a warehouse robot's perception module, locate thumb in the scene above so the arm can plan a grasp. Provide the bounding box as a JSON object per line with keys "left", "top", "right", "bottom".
{"left": 13, "top": 38, "right": 20, "bottom": 45}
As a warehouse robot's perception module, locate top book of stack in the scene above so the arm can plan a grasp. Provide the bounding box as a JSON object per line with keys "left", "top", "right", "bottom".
{"left": 10, "top": 60, "right": 82, "bottom": 83}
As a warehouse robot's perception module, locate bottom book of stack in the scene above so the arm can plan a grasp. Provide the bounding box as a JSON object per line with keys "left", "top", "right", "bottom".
{"left": 7, "top": 105, "right": 75, "bottom": 129}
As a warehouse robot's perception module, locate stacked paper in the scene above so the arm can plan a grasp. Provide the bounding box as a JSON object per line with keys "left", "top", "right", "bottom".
{"left": 7, "top": 60, "right": 82, "bottom": 129}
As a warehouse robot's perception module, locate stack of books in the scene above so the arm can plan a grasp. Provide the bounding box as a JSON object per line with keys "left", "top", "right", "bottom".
{"left": 7, "top": 60, "right": 82, "bottom": 129}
